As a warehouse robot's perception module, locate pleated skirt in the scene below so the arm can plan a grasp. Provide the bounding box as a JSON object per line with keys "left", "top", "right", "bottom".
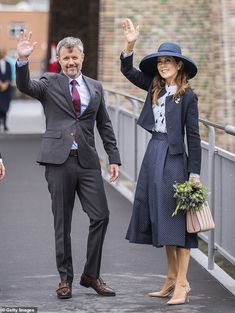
{"left": 126, "top": 132, "right": 198, "bottom": 248}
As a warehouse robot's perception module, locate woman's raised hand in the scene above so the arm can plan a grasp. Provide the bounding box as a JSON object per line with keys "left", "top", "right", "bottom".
{"left": 17, "top": 30, "right": 37, "bottom": 60}
{"left": 122, "top": 18, "right": 139, "bottom": 53}
{"left": 122, "top": 18, "right": 139, "bottom": 44}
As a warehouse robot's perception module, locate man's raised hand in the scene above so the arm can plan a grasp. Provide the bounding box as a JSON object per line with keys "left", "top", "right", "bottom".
{"left": 17, "top": 30, "right": 37, "bottom": 60}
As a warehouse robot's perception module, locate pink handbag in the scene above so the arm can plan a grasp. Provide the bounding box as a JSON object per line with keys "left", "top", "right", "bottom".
{"left": 186, "top": 201, "right": 215, "bottom": 233}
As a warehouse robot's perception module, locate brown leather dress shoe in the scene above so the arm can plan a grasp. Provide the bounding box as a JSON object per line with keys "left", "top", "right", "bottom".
{"left": 56, "top": 282, "right": 72, "bottom": 299}
{"left": 80, "top": 273, "right": 116, "bottom": 296}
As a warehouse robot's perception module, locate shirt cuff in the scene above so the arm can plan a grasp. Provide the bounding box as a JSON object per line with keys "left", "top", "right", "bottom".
{"left": 121, "top": 50, "right": 134, "bottom": 58}
{"left": 189, "top": 173, "right": 200, "bottom": 178}
{"left": 17, "top": 60, "right": 28, "bottom": 67}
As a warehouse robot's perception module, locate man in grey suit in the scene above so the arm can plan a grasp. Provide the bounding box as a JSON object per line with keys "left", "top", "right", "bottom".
{"left": 16, "top": 31, "right": 121, "bottom": 299}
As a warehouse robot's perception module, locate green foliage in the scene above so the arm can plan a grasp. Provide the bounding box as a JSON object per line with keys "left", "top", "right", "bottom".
{"left": 172, "top": 181, "right": 206, "bottom": 216}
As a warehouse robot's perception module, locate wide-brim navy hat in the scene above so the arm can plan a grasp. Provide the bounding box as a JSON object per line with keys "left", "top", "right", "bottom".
{"left": 139, "top": 42, "right": 197, "bottom": 79}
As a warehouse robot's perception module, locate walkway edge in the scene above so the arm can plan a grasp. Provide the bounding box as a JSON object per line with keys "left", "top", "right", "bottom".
{"left": 191, "top": 249, "right": 235, "bottom": 295}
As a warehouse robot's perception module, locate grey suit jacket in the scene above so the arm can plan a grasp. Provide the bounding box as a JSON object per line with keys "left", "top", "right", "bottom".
{"left": 16, "top": 64, "right": 121, "bottom": 169}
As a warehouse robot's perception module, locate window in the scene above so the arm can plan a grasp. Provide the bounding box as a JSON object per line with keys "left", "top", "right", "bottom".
{"left": 8, "top": 23, "right": 26, "bottom": 38}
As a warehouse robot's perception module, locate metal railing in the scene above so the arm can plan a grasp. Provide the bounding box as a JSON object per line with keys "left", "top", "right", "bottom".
{"left": 95, "top": 88, "right": 235, "bottom": 271}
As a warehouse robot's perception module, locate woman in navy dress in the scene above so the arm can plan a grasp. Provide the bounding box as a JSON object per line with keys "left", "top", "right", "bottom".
{"left": 120, "top": 19, "right": 201, "bottom": 305}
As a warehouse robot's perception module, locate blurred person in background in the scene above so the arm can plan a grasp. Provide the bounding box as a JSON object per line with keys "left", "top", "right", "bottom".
{"left": 0, "top": 47, "right": 12, "bottom": 132}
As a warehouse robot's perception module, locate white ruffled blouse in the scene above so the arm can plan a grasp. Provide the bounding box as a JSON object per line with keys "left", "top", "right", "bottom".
{"left": 152, "top": 84, "right": 177, "bottom": 133}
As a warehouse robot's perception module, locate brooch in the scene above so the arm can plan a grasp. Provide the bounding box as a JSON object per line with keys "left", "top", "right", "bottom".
{"left": 174, "top": 96, "right": 181, "bottom": 104}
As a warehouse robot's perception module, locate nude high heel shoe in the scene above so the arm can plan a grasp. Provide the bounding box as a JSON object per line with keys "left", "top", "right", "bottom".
{"left": 167, "top": 282, "right": 191, "bottom": 305}
{"left": 148, "top": 279, "right": 176, "bottom": 298}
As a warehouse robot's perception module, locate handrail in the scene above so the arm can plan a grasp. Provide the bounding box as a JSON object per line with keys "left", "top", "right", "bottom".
{"left": 199, "top": 118, "right": 235, "bottom": 136}
{"left": 105, "top": 88, "right": 144, "bottom": 102}
{"left": 106, "top": 88, "right": 235, "bottom": 136}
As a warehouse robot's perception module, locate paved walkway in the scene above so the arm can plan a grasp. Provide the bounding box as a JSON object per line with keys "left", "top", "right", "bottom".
{"left": 6, "top": 98, "right": 45, "bottom": 134}
{"left": 0, "top": 100, "right": 234, "bottom": 312}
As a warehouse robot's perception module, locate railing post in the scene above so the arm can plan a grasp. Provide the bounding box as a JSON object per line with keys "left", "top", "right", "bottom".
{"left": 114, "top": 93, "right": 121, "bottom": 188}
{"left": 206, "top": 125, "right": 216, "bottom": 270}
{"left": 129, "top": 98, "right": 139, "bottom": 193}
{"left": 114, "top": 93, "right": 120, "bottom": 139}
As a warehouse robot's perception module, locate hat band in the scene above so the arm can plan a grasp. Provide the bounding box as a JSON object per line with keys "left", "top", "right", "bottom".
{"left": 159, "top": 49, "right": 181, "bottom": 54}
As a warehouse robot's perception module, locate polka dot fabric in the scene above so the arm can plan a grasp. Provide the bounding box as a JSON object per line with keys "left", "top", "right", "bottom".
{"left": 126, "top": 132, "right": 198, "bottom": 248}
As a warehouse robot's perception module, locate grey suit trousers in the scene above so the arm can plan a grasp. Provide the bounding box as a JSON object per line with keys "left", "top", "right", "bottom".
{"left": 45, "top": 155, "right": 109, "bottom": 283}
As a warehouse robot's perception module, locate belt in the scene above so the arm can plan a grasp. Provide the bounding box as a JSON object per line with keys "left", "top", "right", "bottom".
{"left": 152, "top": 132, "right": 167, "bottom": 140}
{"left": 69, "top": 149, "right": 78, "bottom": 157}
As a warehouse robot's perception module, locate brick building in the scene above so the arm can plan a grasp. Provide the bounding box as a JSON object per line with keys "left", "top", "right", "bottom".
{"left": 0, "top": 0, "right": 48, "bottom": 78}
{"left": 98, "top": 0, "right": 235, "bottom": 150}
{"left": 1, "top": 0, "right": 234, "bottom": 150}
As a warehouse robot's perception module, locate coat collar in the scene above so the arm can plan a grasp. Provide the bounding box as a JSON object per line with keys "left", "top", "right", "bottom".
{"left": 137, "top": 86, "right": 183, "bottom": 133}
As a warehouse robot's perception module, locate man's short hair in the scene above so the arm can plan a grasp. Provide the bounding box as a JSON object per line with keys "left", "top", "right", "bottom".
{"left": 56, "top": 37, "right": 84, "bottom": 56}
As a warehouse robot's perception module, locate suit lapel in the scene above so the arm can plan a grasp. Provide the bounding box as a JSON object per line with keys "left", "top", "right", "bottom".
{"left": 138, "top": 86, "right": 167, "bottom": 131}
{"left": 82, "top": 75, "right": 96, "bottom": 107}
{"left": 165, "top": 93, "right": 182, "bottom": 112}
{"left": 165, "top": 93, "right": 183, "bottom": 134}
{"left": 57, "top": 73, "right": 76, "bottom": 117}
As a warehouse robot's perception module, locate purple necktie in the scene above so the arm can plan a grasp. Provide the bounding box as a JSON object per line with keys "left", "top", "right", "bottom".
{"left": 70, "top": 80, "right": 81, "bottom": 117}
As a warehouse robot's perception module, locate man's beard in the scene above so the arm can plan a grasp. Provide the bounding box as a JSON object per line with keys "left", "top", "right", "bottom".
{"left": 67, "top": 66, "right": 80, "bottom": 78}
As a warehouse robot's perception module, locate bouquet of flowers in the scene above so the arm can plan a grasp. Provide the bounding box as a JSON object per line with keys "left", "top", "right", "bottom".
{"left": 172, "top": 181, "right": 206, "bottom": 217}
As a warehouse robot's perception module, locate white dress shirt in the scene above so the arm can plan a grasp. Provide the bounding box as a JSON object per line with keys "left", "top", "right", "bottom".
{"left": 67, "top": 74, "right": 90, "bottom": 149}
{"left": 0, "top": 59, "right": 6, "bottom": 74}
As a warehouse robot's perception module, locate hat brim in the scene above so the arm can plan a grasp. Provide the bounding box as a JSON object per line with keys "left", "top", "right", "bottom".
{"left": 139, "top": 52, "right": 197, "bottom": 79}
